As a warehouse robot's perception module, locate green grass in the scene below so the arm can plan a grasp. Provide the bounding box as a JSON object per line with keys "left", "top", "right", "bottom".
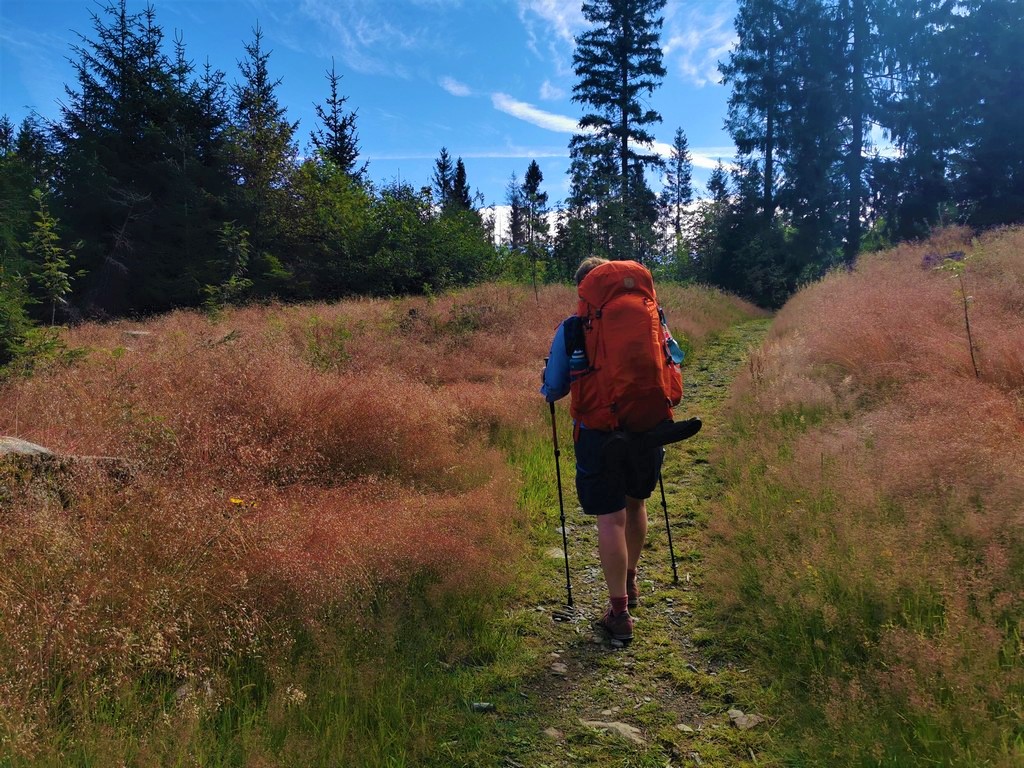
{"left": 704, "top": 402, "right": 1024, "bottom": 768}
{"left": 0, "top": 576, "right": 536, "bottom": 767}
{"left": 2, "top": 312, "right": 779, "bottom": 768}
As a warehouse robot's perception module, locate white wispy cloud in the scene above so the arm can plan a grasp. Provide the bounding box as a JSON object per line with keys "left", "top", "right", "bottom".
{"left": 662, "top": 1, "right": 737, "bottom": 87}
{"left": 516, "top": 0, "right": 584, "bottom": 46}
{"left": 492, "top": 92, "right": 580, "bottom": 133}
{"left": 440, "top": 76, "right": 472, "bottom": 97}
{"left": 0, "top": 25, "right": 73, "bottom": 119}
{"left": 366, "top": 146, "right": 569, "bottom": 161}
{"left": 539, "top": 79, "right": 565, "bottom": 101}
{"left": 516, "top": 0, "right": 585, "bottom": 77}
{"left": 488, "top": 91, "right": 734, "bottom": 169}
{"left": 297, "top": 0, "right": 436, "bottom": 77}
{"left": 647, "top": 140, "right": 735, "bottom": 169}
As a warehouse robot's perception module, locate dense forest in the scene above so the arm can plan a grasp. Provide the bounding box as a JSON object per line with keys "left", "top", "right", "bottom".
{"left": 1, "top": 0, "right": 1022, "bottom": 366}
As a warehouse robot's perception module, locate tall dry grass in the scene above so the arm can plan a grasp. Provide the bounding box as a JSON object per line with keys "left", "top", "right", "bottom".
{"left": 707, "top": 227, "right": 1024, "bottom": 765}
{"left": 0, "top": 278, "right": 761, "bottom": 761}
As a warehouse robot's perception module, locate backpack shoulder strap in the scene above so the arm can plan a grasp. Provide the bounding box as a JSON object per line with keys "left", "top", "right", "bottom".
{"left": 562, "top": 315, "right": 584, "bottom": 355}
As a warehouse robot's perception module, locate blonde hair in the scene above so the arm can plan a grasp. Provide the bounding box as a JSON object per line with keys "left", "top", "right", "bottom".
{"left": 575, "top": 256, "right": 610, "bottom": 286}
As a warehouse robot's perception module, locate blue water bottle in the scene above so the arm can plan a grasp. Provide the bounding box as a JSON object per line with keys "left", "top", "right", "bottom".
{"left": 569, "top": 346, "right": 588, "bottom": 379}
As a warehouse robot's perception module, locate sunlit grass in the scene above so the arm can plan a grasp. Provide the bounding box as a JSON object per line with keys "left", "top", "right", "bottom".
{"left": 704, "top": 227, "right": 1024, "bottom": 767}
{"left": 0, "top": 279, "right": 763, "bottom": 765}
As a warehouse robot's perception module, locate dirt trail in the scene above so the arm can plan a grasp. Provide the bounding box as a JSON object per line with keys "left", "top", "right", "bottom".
{"left": 506, "top": 318, "right": 773, "bottom": 768}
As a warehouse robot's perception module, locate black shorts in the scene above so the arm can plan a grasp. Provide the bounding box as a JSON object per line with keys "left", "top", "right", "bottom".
{"left": 573, "top": 426, "right": 664, "bottom": 516}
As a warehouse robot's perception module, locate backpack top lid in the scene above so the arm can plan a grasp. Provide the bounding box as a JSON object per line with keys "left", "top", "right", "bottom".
{"left": 577, "top": 260, "right": 656, "bottom": 309}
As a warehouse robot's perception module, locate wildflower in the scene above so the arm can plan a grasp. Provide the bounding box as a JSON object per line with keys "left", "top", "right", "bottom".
{"left": 284, "top": 685, "right": 307, "bottom": 707}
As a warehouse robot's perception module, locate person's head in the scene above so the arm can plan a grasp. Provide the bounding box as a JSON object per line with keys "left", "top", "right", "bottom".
{"left": 575, "top": 256, "right": 610, "bottom": 286}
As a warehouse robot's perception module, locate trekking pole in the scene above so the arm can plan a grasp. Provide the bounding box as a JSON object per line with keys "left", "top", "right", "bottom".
{"left": 658, "top": 472, "right": 679, "bottom": 584}
{"left": 548, "top": 397, "right": 574, "bottom": 608}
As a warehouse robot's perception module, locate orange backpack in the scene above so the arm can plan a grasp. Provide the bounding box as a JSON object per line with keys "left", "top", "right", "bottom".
{"left": 569, "top": 261, "right": 683, "bottom": 433}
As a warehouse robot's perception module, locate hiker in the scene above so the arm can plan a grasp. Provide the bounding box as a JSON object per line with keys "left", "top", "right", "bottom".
{"left": 541, "top": 257, "right": 684, "bottom": 643}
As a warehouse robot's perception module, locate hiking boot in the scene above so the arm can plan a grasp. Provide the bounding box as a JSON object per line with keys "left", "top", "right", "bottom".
{"left": 596, "top": 607, "right": 634, "bottom": 643}
{"left": 627, "top": 573, "right": 640, "bottom": 609}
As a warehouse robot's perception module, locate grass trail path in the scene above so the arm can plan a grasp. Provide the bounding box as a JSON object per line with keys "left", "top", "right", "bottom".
{"left": 500, "top": 318, "right": 773, "bottom": 768}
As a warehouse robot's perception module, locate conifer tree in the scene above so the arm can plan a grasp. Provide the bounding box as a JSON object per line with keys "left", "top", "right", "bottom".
{"left": 0, "top": 250, "right": 32, "bottom": 367}
{"left": 720, "top": 0, "right": 786, "bottom": 221}
{"left": 505, "top": 171, "right": 527, "bottom": 251}
{"left": 707, "top": 161, "right": 730, "bottom": 204}
{"left": 779, "top": 0, "right": 845, "bottom": 267}
{"left": 202, "top": 221, "right": 253, "bottom": 312}
{"left": 24, "top": 189, "right": 78, "bottom": 325}
{"left": 0, "top": 117, "right": 37, "bottom": 355}
{"left": 229, "top": 24, "right": 299, "bottom": 269}
{"left": 660, "top": 127, "right": 693, "bottom": 250}
{"left": 13, "top": 117, "right": 53, "bottom": 187}
{"left": 570, "top": 0, "right": 667, "bottom": 260}
{"left": 55, "top": 0, "right": 212, "bottom": 313}
{"left": 310, "top": 59, "right": 366, "bottom": 181}
{"left": 1, "top": 117, "right": 49, "bottom": 264}
{"left": 689, "top": 161, "right": 731, "bottom": 286}
{"left": 432, "top": 147, "right": 454, "bottom": 208}
{"left": 816, "top": 0, "right": 898, "bottom": 264}
{"left": 0, "top": 117, "right": 12, "bottom": 156}
{"left": 870, "top": 0, "right": 952, "bottom": 241}
{"left": 523, "top": 159, "right": 549, "bottom": 251}
{"left": 452, "top": 158, "right": 473, "bottom": 211}
{"left": 935, "top": 0, "right": 1024, "bottom": 226}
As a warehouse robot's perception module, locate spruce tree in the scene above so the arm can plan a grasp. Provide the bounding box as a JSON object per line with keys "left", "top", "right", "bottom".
{"left": 310, "top": 59, "right": 366, "bottom": 181}
{"left": 452, "top": 158, "right": 473, "bottom": 211}
{"left": 868, "top": 0, "right": 950, "bottom": 241}
{"left": 1, "top": 118, "right": 52, "bottom": 265}
{"left": 0, "top": 117, "right": 12, "bottom": 156}
{"left": 505, "top": 171, "right": 527, "bottom": 251}
{"left": 707, "top": 161, "right": 730, "bottom": 204}
{"left": 936, "top": 0, "right": 1024, "bottom": 226}
{"left": 523, "top": 159, "right": 549, "bottom": 251}
{"left": 432, "top": 147, "right": 454, "bottom": 208}
{"left": 689, "top": 161, "right": 731, "bottom": 286}
{"left": 660, "top": 127, "right": 693, "bottom": 250}
{"left": 570, "top": 0, "right": 667, "bottom": 260}
{"left": 13, "top": 117, "right": 53, "bottom": 187}
{"left": 229, "top": 24, "right": 299, "bottom": 275}
{"left": 522, "top": 160, "right": 550, "bottom": 292}
{"left": 55, "top": 0, "right": 216, "bottom": 313}
{"left": 720, "top": 0, "right": 787, "bottom": 220}
{"left": 0, "top": 117, "right": 37, "bottom": 355}
{"left": 821, "top": 0, "right": 896, "bottom": 264}
{"left": 24, "top": 189, "right": 78, "bottom": 325}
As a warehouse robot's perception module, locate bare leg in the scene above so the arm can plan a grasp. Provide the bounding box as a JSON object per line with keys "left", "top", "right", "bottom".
{"left": 624, "top": 496, "right": 648, "bottom": 571}
{"left": 596, "top": 509, "right": 628, "bottom": 598}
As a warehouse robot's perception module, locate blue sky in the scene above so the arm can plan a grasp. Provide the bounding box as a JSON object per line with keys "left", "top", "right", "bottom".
{"left": 1, "top": 0, "right": 739, "bottom": 207}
